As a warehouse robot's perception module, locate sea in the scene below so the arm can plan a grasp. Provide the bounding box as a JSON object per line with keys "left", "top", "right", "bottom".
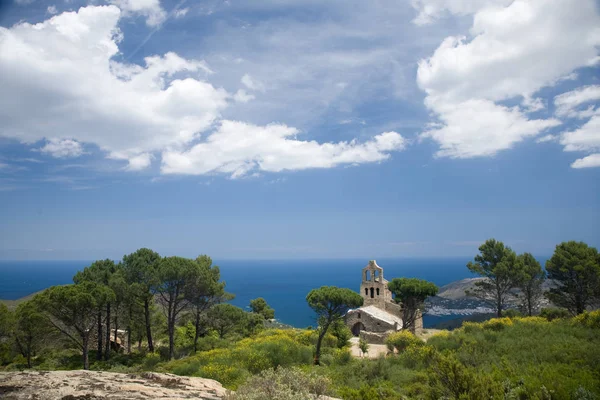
{"left": 0, "top": 258, "right": 477, "bottom": 328}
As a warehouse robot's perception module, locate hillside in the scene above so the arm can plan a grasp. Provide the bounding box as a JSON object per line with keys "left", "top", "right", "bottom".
{"left": 0, "top": 290, "right": 45, "bottom": 311}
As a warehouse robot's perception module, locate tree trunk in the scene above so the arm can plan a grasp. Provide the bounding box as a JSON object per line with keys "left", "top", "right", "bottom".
{"left": 496, "top": 299, "right": 502, "bottom": 317}
{"left": 97, "top": 310, "right": 103, "bottom": 361}
{"left": 105, "top": 303, "right": 111, "bottom": 360}
{"left": 25, "top": 338, "right": 32, "bottom": 368}
{"left": 314, "top": 322, "right": 330, "bottom": 366}
{"left": 168, "top": 318, "right": 175, "bottom": 360}
{"left": 127, "top": 325, "right": 132, "bottom": 354}
{"left": 194, "top": 310, "right": 200, "bottom": 353}
{"left": 82, "top": 334, "right": 90, "bottom": 370}
{"left": 527, "top": 293, "right": 533, "bottom": 317}
{"left": 114, "top": 320, "right": 119, "bottom": 349}
{"left": 144, "top": 299, "right": 154, "bottom": 352}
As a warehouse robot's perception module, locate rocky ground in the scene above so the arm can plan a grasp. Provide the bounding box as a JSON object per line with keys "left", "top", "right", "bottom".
{"left": 0, "top": 370, "right": 228, "bottom": 400}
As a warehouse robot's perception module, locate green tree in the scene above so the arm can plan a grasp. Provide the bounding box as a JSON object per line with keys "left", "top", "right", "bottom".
{"left": 306, "top": 286, "right": 363, "bottom": 365}
{"left": 330, "top": 319, "right": 352, "bottom": 349}
{"left": 0, "top": 303, "right": 10, "bottom": 339}
{"left": 73, "top": 259, "right": 118, "bottom": 361}
{"left": 122, "top": 248, "right": 161, "bottom": 352}
{"left": 516, "top": 253, "right": 545, "bottom": 316}
{"left": 185, "top": 255, "right": 232, "bottom": 353}
{"left": 388, "top": 277, "right": 438, "bottom": 331}
{"left": 249, "top": 297, "right": 275, "bottom": 320}
{"left": 0, "top": 304, "right": 14, "bottom": 365}
{"left": 108, "top": 263, "right": 129, "bottom": 351}
{"left": 466, "top": 239, "right": 520, "bottom": 317}
{"left": 155, "top": 256, "right": 195, "bottom": 360}
{"left": 37, "top": 283, "right": 113, "bottom": 369}
{"left": 206, "top": 303, "right": 247, "bottom": 339}
{"left": 358, "top": 337, "right": 369, "bottom": 357}
{"left": 14, "top": 300, "right": 48, "bottom": 368}
{"left": 546, "top": 241, "right": 600, "bottom": 315}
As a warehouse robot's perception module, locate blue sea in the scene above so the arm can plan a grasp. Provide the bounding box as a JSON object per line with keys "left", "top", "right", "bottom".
{"left": 0, "top": 258, "right": 474, "bottom": 328}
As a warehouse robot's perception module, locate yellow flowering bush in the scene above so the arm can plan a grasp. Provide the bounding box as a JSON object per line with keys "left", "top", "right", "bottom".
{"left": 385, "top": 331, "right": 424, "bottom": 353}
{"left": 481, "top": 317, "right": 513, "bottom": 331}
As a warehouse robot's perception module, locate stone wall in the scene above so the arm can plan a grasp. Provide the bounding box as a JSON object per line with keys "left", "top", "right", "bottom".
{"left": 359, "top": 331, "right": 390, "bottom": 345}
{"left": 346, "top": 309, "right": 395, "bottom": 335}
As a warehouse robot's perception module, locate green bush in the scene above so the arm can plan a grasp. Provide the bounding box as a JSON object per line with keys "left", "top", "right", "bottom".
{"left": 224, "top": 367, "right": 331, "bottom": 400}
{"left": 385, "top": 330, "right": 423, "bottom": 352}
{"left": 573, "top": 310, "right": 600, "bottom": 329}
{"left": 540, "top": 307, "right": 571, "bottom": 321}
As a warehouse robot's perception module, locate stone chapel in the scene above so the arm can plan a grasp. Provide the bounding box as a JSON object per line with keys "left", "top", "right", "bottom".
{"left": 344, "top": 260, "right": 422, "bottom": 344}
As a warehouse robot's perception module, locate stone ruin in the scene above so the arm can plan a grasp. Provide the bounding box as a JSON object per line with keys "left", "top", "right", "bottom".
{"left": 344, "top": 260, "right": 422, "bottom": 344}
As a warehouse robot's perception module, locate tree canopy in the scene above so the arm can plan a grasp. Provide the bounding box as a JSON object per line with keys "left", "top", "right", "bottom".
{"left": 306, "top": 286, "right": 363, "bottom": 365}
{"left": 249, "top": 298, "right": 275, "bottom": 320}
{"left": 388, "top": 277, "right": 438, "bottom": 331}
{"left": 467, "top": 239, "right": 521, "bottom": 317}
{"left": 515, "top": 253, "right": 545, "bottom": 316}
{"left": 545, "top": 241, "right": 600, "bottom": 315}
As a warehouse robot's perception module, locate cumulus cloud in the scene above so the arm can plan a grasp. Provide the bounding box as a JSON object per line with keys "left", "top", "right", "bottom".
{"left": 125, "top": 153, "right": 153, "bottom": 171}
{"left": 233, "top": 89, "right": 255, "bottom": 103}
{"left": 571, "top": 154, "right": 600, "bottom": 169}
{"left": 161, "top": 121, "right": 406, "bottom": 177}
{"left": 38, "top": 139, "right": 85, "bottom": 158}
{"left": 0, "top": 6, "right": 228, "bottom": 170}
{"left": 108, "top": 0, "right": 167, "bottom": 26}
{"left": 417, "top": 0, "right": 600, "bottom": 158}
{"left": 410, "top": 0, "right": 512, "bottom": 25}
{"left": 241, "top": 74, "right": 265, "bottom": 92}
{"left": 554, "top": 85, "right": 600, "bottom": 119}
{"left": 536, "top": 134, "right": 557, "bottom": 144}
{"left": 560, "top": 115, "right": 600, "bottom": 153}
{"left": 47, "top": 5, "right": 58, "bottom": 15}
{"left": 421, "top": 99, "right": 560, "bottom": 158}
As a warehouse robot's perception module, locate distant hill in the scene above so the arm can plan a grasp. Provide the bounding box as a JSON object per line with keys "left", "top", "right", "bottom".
{"left": 0, "top": 290, "right": 46, "bottom": 310}
{"left": 435, "top": 276, "right": 556, "bottom": 309}
{"left": 437, "top": 278, "right": 485, "bottom": 300}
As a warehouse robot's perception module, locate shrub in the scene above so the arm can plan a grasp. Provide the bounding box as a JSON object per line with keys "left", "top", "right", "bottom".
{"left": 540, "top": 307, "right": 571, "bottom": 321}
{"left": 481, "top": 317, "right": 513, "bottom": 331}
{"left": 143, "top": 353, "right": 161, "bottom": 370}
{"left": 572, "top": 310, "right": 600, "bottom": 329}
{"left": 224, "top": 367, "right": 331, "bottom": 400}
{"left": 385, "top": 331, "right": 423, "bottom": 353}
{"left": 502, "top": 309, "right": 523, "bottom": 318}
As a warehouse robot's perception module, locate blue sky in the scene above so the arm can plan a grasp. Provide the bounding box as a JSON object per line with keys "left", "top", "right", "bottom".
{"left": 0, "top": 0, "right": 599, "bottom": 260}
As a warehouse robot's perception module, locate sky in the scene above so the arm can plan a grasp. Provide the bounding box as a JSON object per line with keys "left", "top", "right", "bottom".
{"left": 0, "top": 0, "right": 599, "bottom": 260}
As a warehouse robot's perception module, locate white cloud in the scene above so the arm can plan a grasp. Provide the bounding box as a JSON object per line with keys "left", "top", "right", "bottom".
{"left": 560, "top": 115, "right": 600, "bottom": 153}
{"left": 47, "top": 5, "right": 58, "bottom": 15}
{"left": 417, "top": 0, "right": 600, "bottom": 158}
{"left": 38, "top": 139, "right": 85, "bottom": 158}
{"left": 108, "top": 0, "right": 167, "bottom": 26}
{"left": 536, "top": 134, "right": 557, "bottom": 144}
{"left": 421, "top": 99, "right": 560, "bottom": 158}
{"left": 554, "top": 85, "right": 600, "bottom": 119}
{"left": 0, "top": 6, "right": 229, "bottom": 171}
{"left": 161, "top": 120, "right": 406, "bottom": 177}
{"left": 410, "top": 0, "right": 512, "bottom": 25}
{"left": 173, "top": 8, "right": 188, "bottom": 18}
{"left": 125, "top": 153, "right": 153, "bottom": 171}
{"left": 571, "top": 153, "right": 600, "bottom": 169}
{"left": 241, "top": 74, "right": 265, "bottom": 92}
{"left": 233, "top": 89, "right": 255, "bottom": 103}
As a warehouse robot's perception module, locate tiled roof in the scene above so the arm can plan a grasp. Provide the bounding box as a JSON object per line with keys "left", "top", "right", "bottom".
{"left": 350, "top": 305, "right": 402, "bottom": 327}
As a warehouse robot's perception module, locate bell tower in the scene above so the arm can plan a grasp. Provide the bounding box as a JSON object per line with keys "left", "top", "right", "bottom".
{"left": 360, "top": 260, "right": 392, "bottom": 308}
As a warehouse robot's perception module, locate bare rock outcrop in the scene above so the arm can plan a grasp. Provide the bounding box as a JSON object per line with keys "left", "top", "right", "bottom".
{"left": 0, "top": 370, "right": 227, "bottom": 400}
